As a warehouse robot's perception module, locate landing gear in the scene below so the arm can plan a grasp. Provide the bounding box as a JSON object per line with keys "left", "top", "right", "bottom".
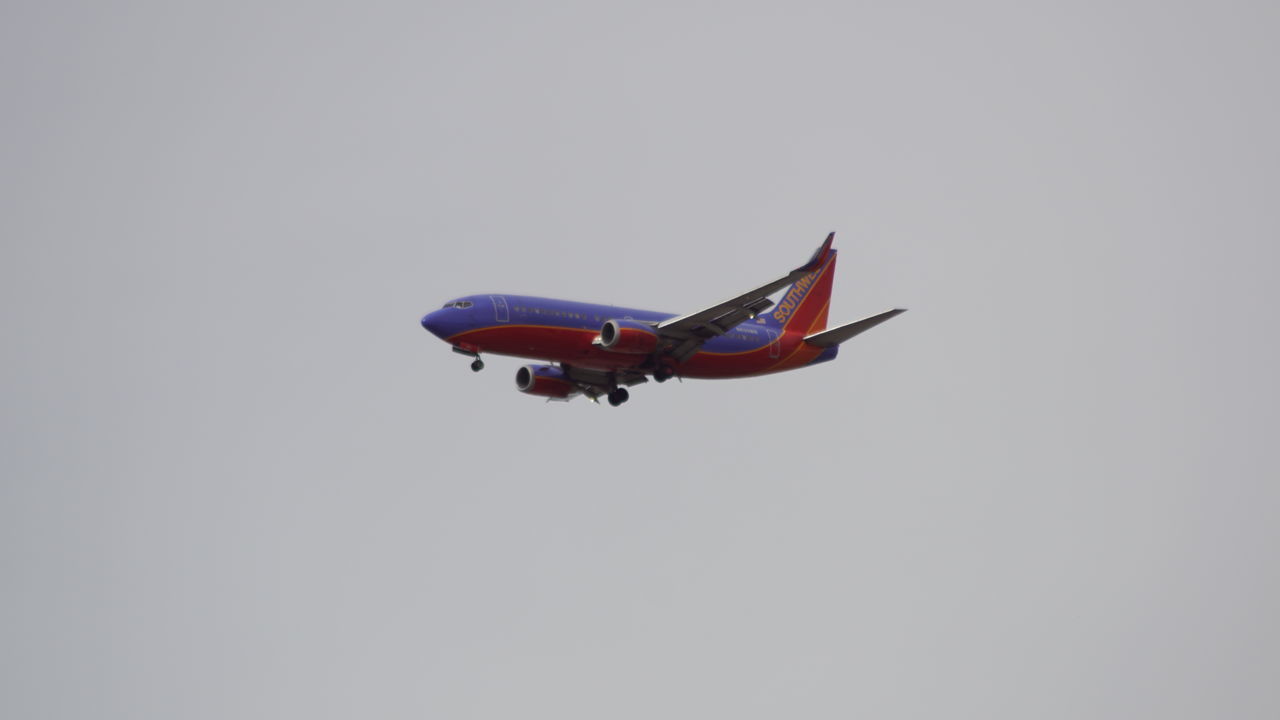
{"left": 453, "top": 346, "right": 484, "bottom": 372}
{"left": 607, "top": 388, "right": 630, "bottom": 406}
{"left": 652, "top": 365, "right": 674, "bottom": 383}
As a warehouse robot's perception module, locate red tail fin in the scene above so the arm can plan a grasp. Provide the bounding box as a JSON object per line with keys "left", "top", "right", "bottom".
{"left": 761, "top": 247, "right": 837, "bottom": 335}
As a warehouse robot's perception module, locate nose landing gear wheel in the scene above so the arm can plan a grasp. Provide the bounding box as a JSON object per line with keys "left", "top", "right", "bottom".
{"left": 470, "top": 359, "right": 485, "bottom": 372}
{"left": 607, "top": 388, "right": 629, "bottom": 406}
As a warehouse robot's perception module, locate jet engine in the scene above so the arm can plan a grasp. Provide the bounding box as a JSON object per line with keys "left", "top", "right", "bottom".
{"left": 598, "top": 319, "right": 660, "bottom": 354}
{"left": 515, "top": 364, "right": 576, "bottom": 398}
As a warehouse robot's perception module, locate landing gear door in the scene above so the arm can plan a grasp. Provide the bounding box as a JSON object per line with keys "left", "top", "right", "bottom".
{"left": 766, "top": 328, "right": 781, "bottom": 358}
{"left": 491, "top": 295, "right": 509, "bottom": 323}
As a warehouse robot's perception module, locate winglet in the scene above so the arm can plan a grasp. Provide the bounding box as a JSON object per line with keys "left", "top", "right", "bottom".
{"left": 796, "top": 232, "right": 836, "bottom": 273}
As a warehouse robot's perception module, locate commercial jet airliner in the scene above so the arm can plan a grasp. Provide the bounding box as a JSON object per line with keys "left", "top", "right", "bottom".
{"left": 419, "top": 233, "right": 905, "bottom": 406}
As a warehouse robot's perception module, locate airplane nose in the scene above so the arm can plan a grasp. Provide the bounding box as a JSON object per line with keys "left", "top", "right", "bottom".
{"left": 421, "top": 310, "right": 454, "bottom": 340}
{"left": 421, "top": 311, "right": 443, "bottom": 337}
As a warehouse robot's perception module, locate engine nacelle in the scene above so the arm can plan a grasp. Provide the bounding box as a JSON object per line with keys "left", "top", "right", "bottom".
{"left": 598, "top": 319, "right": 660, "bottom": 354}
{"left": 515, "top": 364, "right": 576, "bottom": 398}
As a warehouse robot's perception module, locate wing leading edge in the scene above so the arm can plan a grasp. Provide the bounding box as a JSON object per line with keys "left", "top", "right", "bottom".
{"left": 657, "top": 232, "right": 836, "bottom": 360}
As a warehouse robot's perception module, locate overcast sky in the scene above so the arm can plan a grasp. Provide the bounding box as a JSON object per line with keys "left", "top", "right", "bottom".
{"left": 3, "top": 2, "right": 1278, "bottom": 718}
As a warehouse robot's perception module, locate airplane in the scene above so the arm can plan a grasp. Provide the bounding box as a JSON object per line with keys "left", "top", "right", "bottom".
{"left": 419, "top": 232, "right": 905, "bottom": 406}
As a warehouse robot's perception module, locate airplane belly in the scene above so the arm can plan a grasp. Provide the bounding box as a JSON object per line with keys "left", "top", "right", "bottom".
{"left": 678, "top": 334, "right": 824, "bottom": 378}
{"left": 450, "top": 324, "right": 644, "bottom": 371}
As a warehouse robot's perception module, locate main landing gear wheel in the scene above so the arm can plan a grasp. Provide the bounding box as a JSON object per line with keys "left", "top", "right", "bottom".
{"left": 607, "top": 388, "right": 630, "bottom": 407}
{"left": 653, "top": 366, "right": 674, "bottom": 383}
{"left": 470, "top": 359, "right": 485, "bottom": 372}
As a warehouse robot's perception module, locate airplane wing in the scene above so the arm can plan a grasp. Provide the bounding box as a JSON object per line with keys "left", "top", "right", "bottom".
{"left": 656, "top": 232, "right": 835, "bottom": 361}
{"left": 563, "top": 365, "right": 649, "bottom": 390}
{"left": 552, "top": 365, "right": 647, "bottom": 403}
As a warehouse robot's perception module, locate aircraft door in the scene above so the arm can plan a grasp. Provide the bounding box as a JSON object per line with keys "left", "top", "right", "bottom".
{"left": 490, "top": 295, "right": 510, "bottom": 322}
{"left": 766, "top": 328, "right": 781, "bottom": 358}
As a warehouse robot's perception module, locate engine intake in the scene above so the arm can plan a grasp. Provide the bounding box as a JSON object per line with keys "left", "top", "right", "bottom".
{"left": 599, "top": 319, "right": 660, "bottom": 354}
{"left": 515, "top": 364, "right": 576, "bottom": 398}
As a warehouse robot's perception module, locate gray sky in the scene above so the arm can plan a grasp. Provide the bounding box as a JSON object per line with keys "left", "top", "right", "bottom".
{"left": 3, "top": 1, "right": 1278, "bottom": 718}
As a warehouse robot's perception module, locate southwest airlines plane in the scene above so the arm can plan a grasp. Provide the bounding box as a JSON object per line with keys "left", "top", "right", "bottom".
{"left": 419, "top": 233, "right": 905, "bottom": 406}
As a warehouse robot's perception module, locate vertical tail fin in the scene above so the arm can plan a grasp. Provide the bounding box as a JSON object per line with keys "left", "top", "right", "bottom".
{"left": 759, "top": 241, "right": 838, "bottom": 336}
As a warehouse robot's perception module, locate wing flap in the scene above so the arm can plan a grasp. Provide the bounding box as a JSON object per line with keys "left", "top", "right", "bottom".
{"left": 562, "top": 365, "right": 650, "bottom": 389}
{"left": 656, "top": 233, "right": 833, "bottom": 341}
{"left": 657, "top": 276, "right": 794, "bottom": 338}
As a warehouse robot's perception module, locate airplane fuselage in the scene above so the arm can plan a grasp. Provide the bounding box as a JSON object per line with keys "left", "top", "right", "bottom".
{"left": 419, "top": 234, "right": 904, "bottom": 405}
{"left": 420, "top": 293, "right": 838, "bottom": 379}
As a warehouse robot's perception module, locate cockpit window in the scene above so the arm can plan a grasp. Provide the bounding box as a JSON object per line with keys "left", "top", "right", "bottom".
{"left": 441, "top": 301, "right": 473, "bottom": 309}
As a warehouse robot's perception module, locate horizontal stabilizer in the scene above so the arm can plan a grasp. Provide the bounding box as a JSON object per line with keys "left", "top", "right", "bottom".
{"left": 804, "top": 308, "right": 907, "bottom": 347}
